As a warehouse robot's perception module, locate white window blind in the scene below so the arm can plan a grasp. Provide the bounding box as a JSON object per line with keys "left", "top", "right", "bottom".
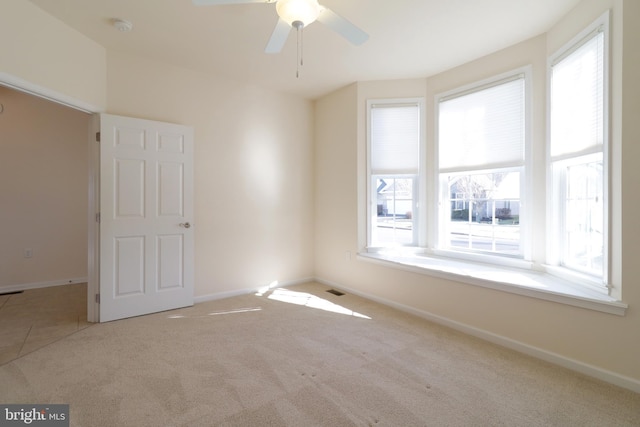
{"left": 550, "top": 29, "right": 604, "bottom": 158}
{"left": 439, "top": 77, "right": 525, "bottom": 172}
{"left": 370, "top": 104, "right": 420, "bottom": 174}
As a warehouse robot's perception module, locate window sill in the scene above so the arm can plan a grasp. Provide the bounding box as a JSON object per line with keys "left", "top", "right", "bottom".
{"left": 357, "top": 252, "right": 627, "bottom": 316}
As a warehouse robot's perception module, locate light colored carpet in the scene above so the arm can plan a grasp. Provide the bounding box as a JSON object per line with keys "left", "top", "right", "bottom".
{"left": 0, "top": 283, "right": 89, "bottom": 365}
{"left": 0, "top": 282, "right": 638, "bottom": 426}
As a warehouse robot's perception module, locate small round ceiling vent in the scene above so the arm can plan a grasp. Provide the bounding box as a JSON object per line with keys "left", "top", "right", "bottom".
{"left": 113, "top": 19, "right": 133, "bottom": 32}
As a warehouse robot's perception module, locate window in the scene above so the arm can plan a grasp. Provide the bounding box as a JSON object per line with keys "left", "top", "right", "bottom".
{"left": 549, "top": 15, "right": 608, "bottom": 282}
{"left": 437, "top": 74, "right": 527, "bottom": 258}
{"left": 367, "top": 100, "right": 422, "bottom": 249}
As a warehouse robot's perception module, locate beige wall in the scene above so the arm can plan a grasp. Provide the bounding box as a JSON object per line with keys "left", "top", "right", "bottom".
{"left": 0, "top": 0, "right": 103, "bottom": 291}
{"left": 315, "top": 83, "right": 358, "bottom": 277}
{"left": 0, "top": 86, "right": 90, "bottom": 289}
{"left": 315, "top": 0, "right": 640, "bottom": 387}
{"left": 106, "top": 51, "right": 315, "bottom": 298}
{"left": 620, "top": 0, "right": 640, "bottom": 316}
{"left": 0, "top": 0, "right": 106, "bottom": 110}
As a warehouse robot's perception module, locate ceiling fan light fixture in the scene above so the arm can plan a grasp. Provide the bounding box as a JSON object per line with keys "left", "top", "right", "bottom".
{"left": 276, "top": 0, "right": 321, "bottom": 27}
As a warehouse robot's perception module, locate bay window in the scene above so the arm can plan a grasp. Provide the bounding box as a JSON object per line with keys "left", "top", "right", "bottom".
{"left": 362, "top": 11, "right": 616, "bottom": 309}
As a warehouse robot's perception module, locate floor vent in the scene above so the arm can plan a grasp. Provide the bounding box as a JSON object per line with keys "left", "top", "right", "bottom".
{"left": 0, "top": 290, "right": 24, "bottom": 296}
{"left": 326, "top": 289, "right": 345, "bottom": 296}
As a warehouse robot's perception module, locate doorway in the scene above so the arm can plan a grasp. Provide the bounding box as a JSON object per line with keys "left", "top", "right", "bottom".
{"left": 0, "top": 85, "right": 92, "bottom": 324}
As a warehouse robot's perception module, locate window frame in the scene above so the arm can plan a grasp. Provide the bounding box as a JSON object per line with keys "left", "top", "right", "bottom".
{"left": 546, "top": 10, "right": 610, "bottom": 292}
{"left": 439, "top": 166, "right": 524, "bottom": 258}
{"left": 433, "top": 67, "right": 533, "bottom": 266}
{"left": 366, "top": 98, "right": 426, "bottom": 252}
{"left": 369, "top": 175, "right": 419, "bottom": 248}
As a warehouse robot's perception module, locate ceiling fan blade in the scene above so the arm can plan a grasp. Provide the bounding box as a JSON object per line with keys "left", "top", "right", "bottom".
{"left": 192, "top": 0, "right": 270, "bottom": 5}
{"left": 265, "top": 18, "right": 292, "bottom": 54}
{"left": 317, "top": 7, "right": 369, "bottom": 46}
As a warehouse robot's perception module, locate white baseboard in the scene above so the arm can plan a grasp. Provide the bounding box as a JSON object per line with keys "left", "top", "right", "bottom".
{"left": 315, "top": 277, "right": 640, "bottom": 394}
{"left": 193, "top": 277, "right": 315, "bottom": 304}
{"left": 0, "top": 277, "right": 88, "bottom": 294}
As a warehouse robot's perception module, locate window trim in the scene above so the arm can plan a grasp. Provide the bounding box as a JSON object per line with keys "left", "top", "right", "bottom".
{"left": 357, "top": 251, "right": 627, "bottom": 316}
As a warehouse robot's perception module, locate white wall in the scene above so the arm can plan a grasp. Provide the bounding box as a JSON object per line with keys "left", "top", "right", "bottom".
{"left": 315, "top": 0, "right": 640, "bottom": 388}
{"left": 106, "top": 51, "right": 316, "bottom": 298}
{"left": 0, "top": 86, "right": 90, "bottom": 289}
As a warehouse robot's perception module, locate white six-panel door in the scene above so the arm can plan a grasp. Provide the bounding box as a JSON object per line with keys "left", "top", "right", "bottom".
{"left": 99, "top": 114, "right": 194, "bottom": 322}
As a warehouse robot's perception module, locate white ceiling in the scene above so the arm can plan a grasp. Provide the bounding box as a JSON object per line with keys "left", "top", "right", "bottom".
{"left": 28, "top": 0, "right": 581, "bottom": 99}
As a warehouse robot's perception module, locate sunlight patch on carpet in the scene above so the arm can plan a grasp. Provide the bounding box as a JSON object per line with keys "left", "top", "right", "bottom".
{"left": 266, "top": 288, "right": 371, "bottom": 319}
{"left": 167, "top": 307, "right": 262, "bottom": 319}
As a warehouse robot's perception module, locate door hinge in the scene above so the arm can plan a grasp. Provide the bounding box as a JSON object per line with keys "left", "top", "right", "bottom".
{"left": 95, "top": 294, "right": 100, "bottom": 304}
{"left": 95, "top": 132, "right": 101, "bottom": 142}
{"left": 96, "top": 213, "right": 101, "bottom": 223}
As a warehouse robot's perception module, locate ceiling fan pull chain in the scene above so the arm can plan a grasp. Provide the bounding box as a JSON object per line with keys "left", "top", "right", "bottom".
{"left": 293, "top": 20, "right": 304, "bottom": 78}
{"left": 297, "top": 26, "right": 300, "bottom": 78}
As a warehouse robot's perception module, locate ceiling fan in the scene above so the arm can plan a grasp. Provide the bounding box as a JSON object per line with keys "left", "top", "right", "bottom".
{"left": 192, "top": 0, "right": 369, "bottom": 54}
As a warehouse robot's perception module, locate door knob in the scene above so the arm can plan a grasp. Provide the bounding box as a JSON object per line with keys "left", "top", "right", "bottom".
{"left": 179, "top": 222, "right": 191, "bottom": 228}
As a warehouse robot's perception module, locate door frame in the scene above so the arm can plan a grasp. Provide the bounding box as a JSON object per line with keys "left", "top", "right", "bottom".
{"left": 88, "top": 115, "right": 100, "bottom": 322}
{"left": 0, "top": 72, "right": 103, "bottom": 322}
